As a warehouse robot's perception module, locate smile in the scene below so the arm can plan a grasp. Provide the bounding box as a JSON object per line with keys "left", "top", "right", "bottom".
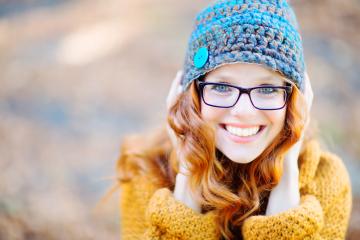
{"left": 220, "top": 124, "right": 266, "bottom": 143}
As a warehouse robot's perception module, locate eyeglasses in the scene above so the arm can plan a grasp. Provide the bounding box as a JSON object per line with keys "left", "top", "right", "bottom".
{"left": 196, "top": 81, "right": 293, "bottom": 110}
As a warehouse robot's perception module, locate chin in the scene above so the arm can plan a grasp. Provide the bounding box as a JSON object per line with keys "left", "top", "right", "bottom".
{"left": 221, "top": 150, "right": 259, "bottom": 164}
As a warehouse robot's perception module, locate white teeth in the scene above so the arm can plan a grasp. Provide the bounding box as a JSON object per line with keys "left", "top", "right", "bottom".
{"left": 225, "top": 125, "right": 260, "bottom": 137}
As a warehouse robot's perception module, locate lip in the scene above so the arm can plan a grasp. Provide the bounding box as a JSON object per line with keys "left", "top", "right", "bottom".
{"left": 222, "top": 123, "right": 263, "bottom": 128}
{"left": 220, "top": 124, "right": 266, "bottom": 144}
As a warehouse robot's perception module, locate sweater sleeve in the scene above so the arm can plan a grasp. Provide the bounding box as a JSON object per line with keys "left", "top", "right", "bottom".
{"left": 119, "top": 174, "right": 219, "bottom": 240}
{"left": 119, "top": 174, "right": 160, "bottom": 240}
{"left": 241, "top": 152, "right": 352, "bottom": 240}
{"left": 241, "top": 194, "right": 324, "bottom": 239}
{"left": 145, "top": 188, "right": 219, "bottom": 240}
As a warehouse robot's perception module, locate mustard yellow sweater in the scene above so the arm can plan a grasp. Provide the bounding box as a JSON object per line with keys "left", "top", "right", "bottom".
{"left": 119, "top": 140, "right": 352, "bottom": 239}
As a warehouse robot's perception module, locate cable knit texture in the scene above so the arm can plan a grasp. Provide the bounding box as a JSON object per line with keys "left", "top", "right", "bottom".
{"left": 118, "top": 139, "right": 352, "bottom": 239}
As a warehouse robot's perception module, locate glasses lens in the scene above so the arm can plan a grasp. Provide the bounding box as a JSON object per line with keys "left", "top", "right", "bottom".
{"left": 250, "top": 87, "right": 287, "bottom": 109}
{"left": 202, "top": 83, "right": 239, "bottom": 107}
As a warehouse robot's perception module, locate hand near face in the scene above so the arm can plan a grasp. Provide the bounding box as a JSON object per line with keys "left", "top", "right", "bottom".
{"left": 166, "top": 70, "right": 183, "bottom": 147}
{"left": 266, "top": 71, "right": 314, "bottom": 216}
{"left": 166, "top": 70, "right": 202, "bottom": 213}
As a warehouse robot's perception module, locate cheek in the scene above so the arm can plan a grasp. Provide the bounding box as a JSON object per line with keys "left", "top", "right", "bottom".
{"left": 200, "top": 102, "right": 227, "bottom": 124}
{"left": 264, "top": 109, "right": 287, "bottom": 130}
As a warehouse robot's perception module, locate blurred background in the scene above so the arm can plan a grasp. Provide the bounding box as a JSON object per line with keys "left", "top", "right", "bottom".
{"left": 0, "top": 0, "right": 359, "bottom": 239}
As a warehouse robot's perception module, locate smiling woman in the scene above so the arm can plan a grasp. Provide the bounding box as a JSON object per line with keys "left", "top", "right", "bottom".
{"left": 115, "top": 0, "right": 352, "bottom": 239}
{"left": 199, "top": 63, "right": 292, "bottom": 164}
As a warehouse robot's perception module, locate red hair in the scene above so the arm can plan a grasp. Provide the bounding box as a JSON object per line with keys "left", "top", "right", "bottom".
{"left": 116, "top": 74, "right": 315, "bottom": 239}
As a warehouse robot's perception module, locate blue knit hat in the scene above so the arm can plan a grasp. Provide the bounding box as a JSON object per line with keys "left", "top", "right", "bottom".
{"left": 180, "top": 0, "right": 306, "bottom": 92}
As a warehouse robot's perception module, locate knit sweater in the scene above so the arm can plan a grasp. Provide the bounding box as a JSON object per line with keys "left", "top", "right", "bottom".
{"left": 118, "top": 139, "right": 352, "bottom": 239}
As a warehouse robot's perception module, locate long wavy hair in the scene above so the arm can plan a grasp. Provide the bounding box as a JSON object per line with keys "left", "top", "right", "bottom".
{"left": 116, "top": 71, "right": 315, "bottom": 240}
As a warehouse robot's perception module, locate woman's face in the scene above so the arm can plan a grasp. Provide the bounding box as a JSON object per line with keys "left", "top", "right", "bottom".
{"left": 200, "top": 63, "right": 288, "bottom": 164}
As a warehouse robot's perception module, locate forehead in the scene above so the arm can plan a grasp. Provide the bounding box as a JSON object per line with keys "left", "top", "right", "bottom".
{"left": 204, "top": 63, "right": 288, "bottom": 85}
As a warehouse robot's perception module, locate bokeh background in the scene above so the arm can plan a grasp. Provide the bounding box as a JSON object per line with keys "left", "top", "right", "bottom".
{"left": 0, "top": 0, "right": 359, "bottom": 239}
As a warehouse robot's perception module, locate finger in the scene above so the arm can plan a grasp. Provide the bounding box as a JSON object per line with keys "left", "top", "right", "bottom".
{"left": 304, "top": 71, "right": 313, "bottom": 111}
{"left": 172, "top": 71, "right": 183, "bottom": 93}
{"left": 176, "top": 71, "right": 184, "bottom": 90}
{"left": 167, "top": 71, "right": 182, "bottom": 103}
{"left": 305, "top": 72, "right": 313, "bottom": 98}
{"left": 167, "top": 72, "right": 180, "bottom": 101}
{"left": 304, "top": 72, "right": 310, "bottom": 96}
{"left": 178, "top": 157, "right": 190, "bottom": 176}
{"left": 166, "top": 71, "right": 184, "bottom": 109}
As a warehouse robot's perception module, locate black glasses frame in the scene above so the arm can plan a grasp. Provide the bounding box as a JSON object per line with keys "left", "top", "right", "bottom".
{"left": 196, "top": 81, "right": 293, "bottom": 110}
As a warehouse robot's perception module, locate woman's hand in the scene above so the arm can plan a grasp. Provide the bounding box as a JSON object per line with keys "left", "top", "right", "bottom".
{"left": 166, "top": 71, "right": 183, "bottom": 147}
{"left": 166, "top": 70, "right": 201, "bottom": 213}
{"left": 266, "top": 71, "right": 314, "bottom": 216}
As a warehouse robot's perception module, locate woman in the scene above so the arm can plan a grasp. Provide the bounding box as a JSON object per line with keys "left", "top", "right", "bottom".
{"left": 116, "top": 1, "right": 352, "bottom": 239}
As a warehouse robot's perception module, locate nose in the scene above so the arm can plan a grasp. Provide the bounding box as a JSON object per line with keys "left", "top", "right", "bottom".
{"left": 230, "top": 93, "right": 257, "bottom": 116}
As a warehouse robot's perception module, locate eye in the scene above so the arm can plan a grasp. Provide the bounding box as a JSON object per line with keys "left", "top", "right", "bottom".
{"left": 210, "top": 84, "right": 232, "bottom": 93}
{"left": 257, "top": 87, "right": 279, "bottom": 95}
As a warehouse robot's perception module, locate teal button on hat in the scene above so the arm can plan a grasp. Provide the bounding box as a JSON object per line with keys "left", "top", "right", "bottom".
{"left": 194, "top": 47, "right": 209, "bottom": 69}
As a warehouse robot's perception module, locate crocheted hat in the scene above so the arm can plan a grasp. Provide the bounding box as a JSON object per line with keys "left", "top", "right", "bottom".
{"left": 180, "top": 0, "right": 306, "bottom": 92}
